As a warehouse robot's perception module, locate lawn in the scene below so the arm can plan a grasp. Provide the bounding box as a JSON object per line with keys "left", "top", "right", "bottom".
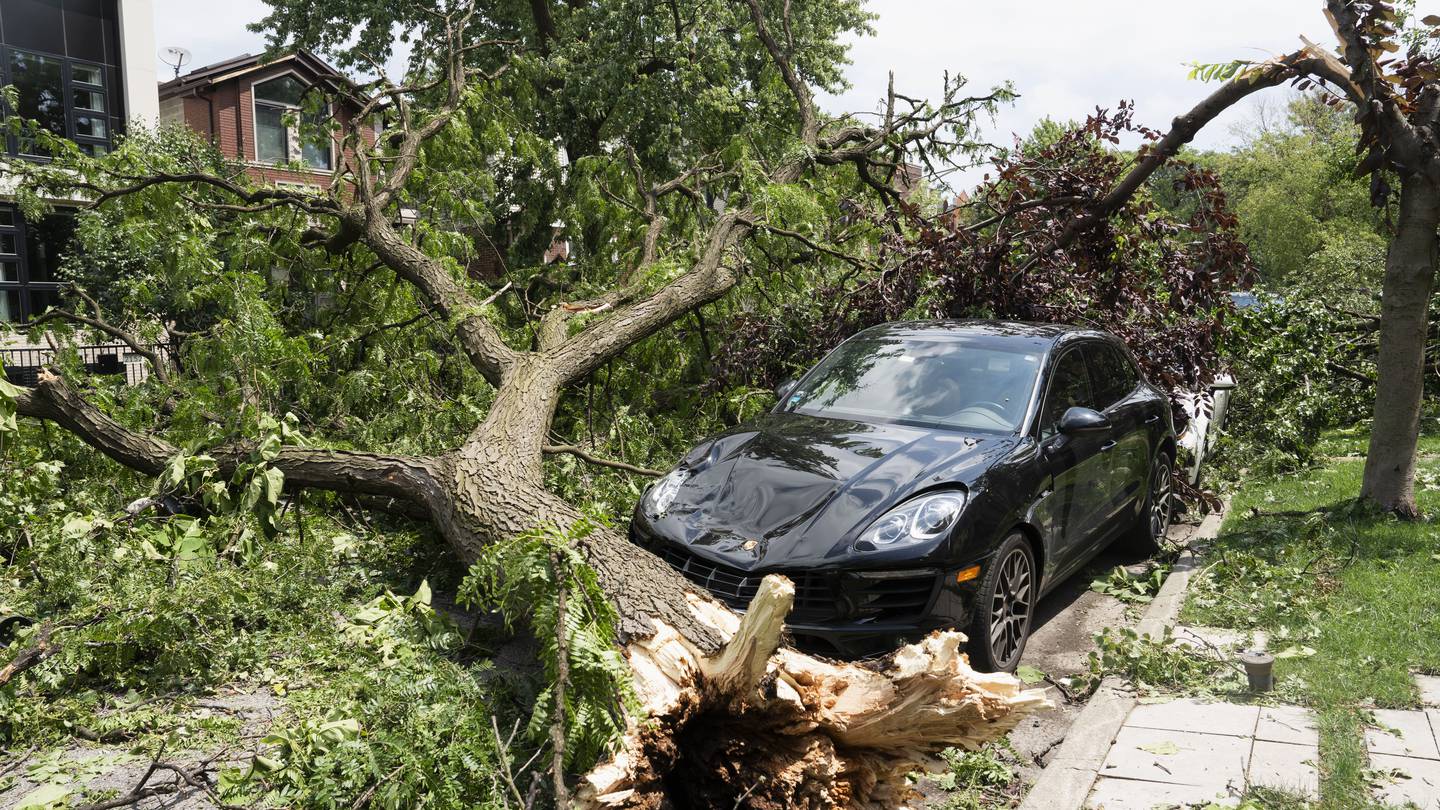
{"left": 1180, "top": 435, "right": 1440, "bottom": 808}
{"left": 1313, "top": 416, "right": 1440, "bottom": 457}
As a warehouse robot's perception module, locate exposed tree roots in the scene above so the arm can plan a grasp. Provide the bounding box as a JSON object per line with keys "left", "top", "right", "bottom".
{"left": 578, "top": 576, "right": 1049, "bottom": 808}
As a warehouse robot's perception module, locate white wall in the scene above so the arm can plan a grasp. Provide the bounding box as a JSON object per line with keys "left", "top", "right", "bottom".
{"left": 117, "top": 0, "right": 160, "bottom": 128}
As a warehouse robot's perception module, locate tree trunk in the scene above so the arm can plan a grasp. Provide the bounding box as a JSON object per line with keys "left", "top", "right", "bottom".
{"left": 13, "top": 323, "right": 1047, "bottom": 809}
{"left": 1361, "top": 174, "right": 1440, "bottom": 517}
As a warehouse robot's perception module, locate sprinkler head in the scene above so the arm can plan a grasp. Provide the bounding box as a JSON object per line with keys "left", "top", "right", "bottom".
{"left": 1238, "top": 650, "right": 1275, "bottom": 693}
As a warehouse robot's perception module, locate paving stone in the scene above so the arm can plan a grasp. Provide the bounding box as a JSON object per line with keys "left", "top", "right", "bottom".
{"left": 1086, "top": 776, "right": 1240, "bottom": 808}
{"left": 1369, "top": 753, "right": 1440, "bottom": 808}
{"left": 1248, "top": 740, "right": 1319, "bottom": 798}
{"left": 1256, "top": 705, "right": 1319, "bottom": 746}
{"left": 1366, "top": 709, "right": 1440, "bottom": 760}
{"left": 1099, "top": 726, "right": 1250, "bottom": 788}
{"left": 1418, "top": 674, "right": 1440, "bottom": 708}
{"left": 1126, "top": 698, "right": 1260, "bottom": 738}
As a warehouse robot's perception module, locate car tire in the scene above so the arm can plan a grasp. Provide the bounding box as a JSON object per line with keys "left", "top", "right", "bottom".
{"left": 1118, "top": 450, "right": 1174, "bottom": 555}
{"left": 967, "top": 532, "right": 1036, "bottom": 673}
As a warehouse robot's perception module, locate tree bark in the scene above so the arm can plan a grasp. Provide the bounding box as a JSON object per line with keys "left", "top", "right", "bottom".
{"left": 1360, "top": 174, "right": 1440, "bottom": 516}
{"left": 11, "top": 365, "right": 1047, "bottom": 805}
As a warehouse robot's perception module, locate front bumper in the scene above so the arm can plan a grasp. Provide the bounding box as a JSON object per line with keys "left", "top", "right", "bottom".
{"left": 630, "top": 521, "right": 979, "bottom": 658}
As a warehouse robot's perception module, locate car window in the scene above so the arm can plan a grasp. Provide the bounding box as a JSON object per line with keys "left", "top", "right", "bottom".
{"left": 1038, "top": 348, "right": 1094, "bottom": 439}
{"left": 787, "top": 335, "right": 1043, "bottom": 432}
{"left": 1086, "top": 343, "right": 1137, "bottom": 409}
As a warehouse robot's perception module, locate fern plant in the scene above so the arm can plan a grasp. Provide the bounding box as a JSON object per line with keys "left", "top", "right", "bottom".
{"left": 460, "top": 515, "right": 635, "bottom": 771}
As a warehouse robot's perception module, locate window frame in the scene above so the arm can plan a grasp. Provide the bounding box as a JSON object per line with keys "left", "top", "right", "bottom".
{"left": 0, "top": 206, "right": 67, "bottom": 325}
{"left": 250, "top": 70, "right": 334, "bottom": 172}
{"left": 1, "top": 45, "right": 114, "bottom": 158}
{"left": 1032, "top": 343, "right": 1098, "bottom": 441}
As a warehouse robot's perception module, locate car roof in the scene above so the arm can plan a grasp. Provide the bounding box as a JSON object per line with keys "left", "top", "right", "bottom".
{"left": 854, "top": 319, "right": 1112, "bottom": 350}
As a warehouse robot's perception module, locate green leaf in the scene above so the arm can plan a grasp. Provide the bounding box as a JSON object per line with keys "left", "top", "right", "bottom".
{"left": 1138, "top": 741, "right": 1180, "bottom": 755}
{"left": 261, "top": 467, "right": 285, "bottom": 507}
{"left": 1015, "top": 664, "right": 1047, "bottom": 685}
{"left": 1273, "top": 645, "right": 1316, "bottom": 659}
{"left": 414, "top": 578, "right": 432, "bottom": 608}
{"left": 16, "top": 782, "right": 72, "bottom": 810}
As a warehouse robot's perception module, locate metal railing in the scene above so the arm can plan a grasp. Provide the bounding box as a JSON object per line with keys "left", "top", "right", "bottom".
{"left": 1, "top": 343, "right": 172, "bottom": 387}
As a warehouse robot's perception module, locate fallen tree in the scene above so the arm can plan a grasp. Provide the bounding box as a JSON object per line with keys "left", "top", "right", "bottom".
{"left": 7, "top": 0, "right": 1049, "bottom": 803}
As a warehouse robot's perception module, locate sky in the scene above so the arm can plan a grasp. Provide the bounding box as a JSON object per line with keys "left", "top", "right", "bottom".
{"left": 152, "top": 0, "right": 1392, "bottom": 189}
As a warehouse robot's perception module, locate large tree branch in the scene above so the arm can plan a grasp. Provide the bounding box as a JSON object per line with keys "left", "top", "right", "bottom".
{"left": 544, "top": 211, "right": 751, "bottom": 383}
{"left": 14, "top": 371, "right": 438, "bottom": 503}
{"left": 357, "top": 214, "right": 520, "bottom": 385}
{"left": 1012, "top": 50, "right": 1312, "bottom": 281}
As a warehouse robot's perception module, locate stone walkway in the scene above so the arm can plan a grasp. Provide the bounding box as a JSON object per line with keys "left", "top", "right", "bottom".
{"left": 1366, "top": 674, "right": 1440, "bottom": 808}
{"left": 1085, "top": 698, "right": 1318, "bottom": 808}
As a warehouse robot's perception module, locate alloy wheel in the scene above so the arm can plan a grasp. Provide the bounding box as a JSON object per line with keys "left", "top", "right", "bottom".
{"left": 989, "top": 547, "right": 1033, "bottom": 666}
{"left": 1149, "top": 458, "right": 1173, "bottom": 541}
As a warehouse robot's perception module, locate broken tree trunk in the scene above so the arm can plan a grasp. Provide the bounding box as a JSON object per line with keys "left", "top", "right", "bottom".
{"left": 578, "top": 575, "right": 1050, "bottom": 809}
{"left": 15, "top": 371, "right": 1047, "bottom": 806}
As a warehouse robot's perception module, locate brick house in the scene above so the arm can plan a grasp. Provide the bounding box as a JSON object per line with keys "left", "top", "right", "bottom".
{"left": 158, "top": 49, "right": 369, "bottom": 189}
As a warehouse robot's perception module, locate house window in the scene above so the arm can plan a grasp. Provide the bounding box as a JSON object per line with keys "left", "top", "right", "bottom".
{"left": 253, "top": 74, "right": 332, "bottom": 171}
{"left": 0, "top": 206, "right": 73, "bottom": 324}
{"left": 0, "top": 0, "right": 123, "bottom": 158}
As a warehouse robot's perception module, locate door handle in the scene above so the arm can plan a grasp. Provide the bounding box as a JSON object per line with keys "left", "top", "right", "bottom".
{"left": 1143, "top": 415, "right": 1161, "bottom": 425}
{"left": 1100, "top": 440, "right": 1117, "bottom": 452}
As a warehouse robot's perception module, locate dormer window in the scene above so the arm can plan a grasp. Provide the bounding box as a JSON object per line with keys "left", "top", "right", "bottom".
{"left": 253, "top": 74, "right": 332, "bottom": 170}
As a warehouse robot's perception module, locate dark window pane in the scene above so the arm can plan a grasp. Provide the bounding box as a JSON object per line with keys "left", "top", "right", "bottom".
{"left": 11, "top": 51, "right": 67, "bottom": 150}
{"left": 74, "top": 87, "right": 105, "bottom": 112}
{"left": 23, "top": 212, "right": 75, "bottom": 282}
{"left": 76, "top": 140, "right": 108, "bottom": 156}
{"left": 74, "top": 113, "right": 106, "bottom": 138}
{"left": 0, "top": 289, "right": 20, "bottom": 322}
{"left": 300, "top": 106, "right": 332, "bottom": 169}
{"left": 254, "top": 75, "right": 306, "bottom": 106}
{"left": 0, "top": 262, "right": 18, "bottom": 282}
{"left": 71, "top": 63, "right": 104, "bottom": 86}
{"left": 0, "top": 234, "right": 15, "bottom": 255}
{"left": 28, "top": 287, "right": 59, "bottom": 318}
{"left": 63, "top": 0, "right": 108, "bottom": 62}
{"left": 1040, "top": 350, "right": 1094, "bottom": 438}
{"left": 0, "top": 209, "right": 14, "bottom": 227}
{"left": 1084, "top": 344, "right": 1135, "bottom": 409}
{"left": 256, "top": 104, "right": 289, "bottom": 162}
{"left": 4, "top": 0, "right": 66, "bottom": 55}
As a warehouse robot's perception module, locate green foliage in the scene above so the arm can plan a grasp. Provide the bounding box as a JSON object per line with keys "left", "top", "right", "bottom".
{"left": 461, "top": 516, "right": 633, "bottom": 772}
{"left": 1089, "top": 564, "right": 1170, "bottom": 605}
{"left": 925, "top": 741, "right": 1019, "bottom": 809}
{"left": 1214, "top": 298, "right": 1374, "bottom": 476}
{"left": 1080, "top": 627, "right": 1242, "bottom": 695}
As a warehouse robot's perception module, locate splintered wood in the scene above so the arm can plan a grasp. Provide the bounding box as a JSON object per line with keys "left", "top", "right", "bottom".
{"left": 579, "top": 575, "right": 1051, "bottom": 809}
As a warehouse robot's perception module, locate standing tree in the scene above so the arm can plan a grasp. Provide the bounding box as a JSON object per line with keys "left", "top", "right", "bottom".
{"left": 5, "top": 0, "right": 1046, "bottom": 805}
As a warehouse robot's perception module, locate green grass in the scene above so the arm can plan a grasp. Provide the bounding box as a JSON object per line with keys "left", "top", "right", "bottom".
{"left": 1313, "top": 417, "right": 1440, "bottom": 457}
{"left": 1181, "top": 435, "right": 1440, "bottom": 809}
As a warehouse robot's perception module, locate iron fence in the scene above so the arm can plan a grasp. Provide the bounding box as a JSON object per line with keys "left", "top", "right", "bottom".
{"left": 1, "top": 343, "right": 172, "bottom": 387}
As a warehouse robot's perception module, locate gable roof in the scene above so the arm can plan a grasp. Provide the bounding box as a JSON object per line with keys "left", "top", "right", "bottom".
{"left": 159, "top": 49, "right": 352, "bottom": 99}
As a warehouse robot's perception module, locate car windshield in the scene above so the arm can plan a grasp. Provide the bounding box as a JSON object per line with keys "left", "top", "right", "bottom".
{"left": 786, "top": 334, "right": 1042, "bottom": 432}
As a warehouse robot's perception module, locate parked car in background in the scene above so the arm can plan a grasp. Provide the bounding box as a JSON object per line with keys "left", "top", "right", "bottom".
{"left": 630, "top": 321, "right": 1177, "bottom": 671}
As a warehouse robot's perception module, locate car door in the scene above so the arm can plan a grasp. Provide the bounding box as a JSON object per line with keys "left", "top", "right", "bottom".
{"left": 1032, "top": 346, "right": 1110, "bottom": 569}
{"left": 1083, "top": 342, "right": 1149, "bottom": 530}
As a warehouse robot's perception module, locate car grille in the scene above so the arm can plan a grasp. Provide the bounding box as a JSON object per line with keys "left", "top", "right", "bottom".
{"left": 653, "top": 544, "right": 936, "bottom": 623}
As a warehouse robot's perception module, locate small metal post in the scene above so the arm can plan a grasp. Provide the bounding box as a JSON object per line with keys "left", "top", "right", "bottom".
{"left": 1239, "top": 650, "right": 1274, "bottom": 693}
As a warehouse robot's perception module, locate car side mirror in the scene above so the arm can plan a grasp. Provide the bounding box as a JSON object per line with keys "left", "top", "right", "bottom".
{"left": 775, "top": 378, "right": 799, "bottom": 403}
{"left": 1059, "top": 406, "right": 1111, "bottom": 435}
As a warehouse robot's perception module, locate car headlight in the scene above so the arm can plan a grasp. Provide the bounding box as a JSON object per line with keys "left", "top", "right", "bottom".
{"left": 853, "top": 491, "right": 967, "bottom": 552}
{"left": 643, "top": 468, "right": 688, "bottom": 518}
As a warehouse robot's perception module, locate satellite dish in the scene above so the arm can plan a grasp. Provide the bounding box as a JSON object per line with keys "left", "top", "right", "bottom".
{"left": 159, "top": 46, "right": 192, "bottom": 79}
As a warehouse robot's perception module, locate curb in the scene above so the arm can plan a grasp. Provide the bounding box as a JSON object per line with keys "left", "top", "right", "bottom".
{"left": 1017, "top": 506, "right": 1227, "bottom": 810}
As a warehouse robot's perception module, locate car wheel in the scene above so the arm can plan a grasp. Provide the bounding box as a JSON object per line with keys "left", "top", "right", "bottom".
{"left": 1120, "top": 451, "right": 1174, "bottom": 554}
{"left": 967, "top": 533, "right": 1035, "bottom": 672}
